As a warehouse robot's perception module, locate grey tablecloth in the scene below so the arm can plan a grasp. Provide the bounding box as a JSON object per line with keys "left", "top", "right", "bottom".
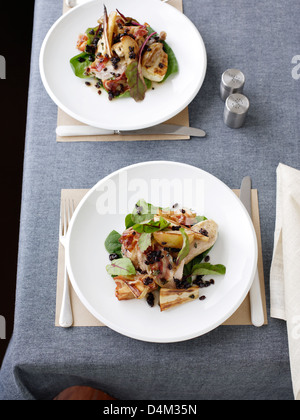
{"left": 0, "top": 0, "right": 299, "bottom": 400}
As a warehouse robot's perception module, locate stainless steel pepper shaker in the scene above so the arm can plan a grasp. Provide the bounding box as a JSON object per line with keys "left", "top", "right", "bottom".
{"left": 224, "top": 93, "right": 250, "bottom": 128}
{"left": 220, "top": 69, "right": 245, "bottom": 101}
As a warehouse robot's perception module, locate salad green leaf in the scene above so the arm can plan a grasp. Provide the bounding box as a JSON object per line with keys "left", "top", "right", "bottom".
{"left": 195, "top": 215, "right": 208, "bottom": 223}
{"left": 106, "top": 257, "right": 136, "bottom": 277}
{"left": 161, "top": 41, "right": 179, "bottom": 82}
{"left": 104, "top": 77, "right": 151, "bottom": 100}
{"left": 125, "top": 31, "right": 157, "bottom": 102}
{"left": 70, "top": 53, "right": 93, "bottom": 79}
{"left": 177, "top": 228, "right": 190, "bottom": 265}
{"left": 125, "top": 60, "right": 148, "bottom": 102}
{"left": 85, "top": 26, "right": 99, "bottom": 44}
{"left": 125, "top": 213, "right": 135, "bottom": 229}
{"left": 104, "top": 230, "right": 122, "bottom": 257}
{"left": 192, "top": 263, "right": 226, "bottom": 277}
{"left": 131, "top": 199, "right": 159, "bottom": 224}
{"left": 183, "top": 247, "right": 213, "bottom": 277}
{"left": 124, "top": 199, "right": 158, "bottom": 229}
{"left": 69, "top": 26, "right": 98, "bottom": 79}
{"left": 132, "top": 217, "right": 170, "bottom": 233}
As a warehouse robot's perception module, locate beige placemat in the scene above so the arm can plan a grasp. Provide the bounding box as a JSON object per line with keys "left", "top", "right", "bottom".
{"left": 55, "top": 188, "right": 268, "bottom": 327}
{"left": 58, "top": 0, "right": 190, "bottom": 142}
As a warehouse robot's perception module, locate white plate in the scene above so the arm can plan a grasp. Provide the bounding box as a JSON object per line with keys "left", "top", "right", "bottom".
{"left": 39, "top": 0, "right": 207, "bottom": 130}
{"left": 65, "top": 161, "right": 258, "bottom": 343}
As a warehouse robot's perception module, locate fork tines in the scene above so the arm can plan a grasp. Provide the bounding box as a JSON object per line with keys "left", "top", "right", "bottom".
{"left": 61, "top": 199, "right": 75, "bottom": 237}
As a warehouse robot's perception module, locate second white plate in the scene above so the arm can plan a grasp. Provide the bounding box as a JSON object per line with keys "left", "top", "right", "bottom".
{"left": 39, "top": 0, "right": 207, "bottom": 130}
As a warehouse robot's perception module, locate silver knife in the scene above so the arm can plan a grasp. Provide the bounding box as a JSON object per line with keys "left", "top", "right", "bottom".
{"left": 240, "top": 176, "right": 265, "bottom": 327}
{"left": 56, "top": 124, "right": 206, "bottom": 138}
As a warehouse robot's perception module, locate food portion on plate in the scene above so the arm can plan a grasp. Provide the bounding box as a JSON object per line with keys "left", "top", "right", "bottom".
{"left": 70, "top": 5, "right": 179, "bottom": 102}
{"left": 105, "top": 200, "right": 226, "bottom": 311}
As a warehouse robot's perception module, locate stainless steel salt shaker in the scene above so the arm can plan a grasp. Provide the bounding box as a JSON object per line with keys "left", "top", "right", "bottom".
{"left": 220, "top": 69, "right": 245, "bottom": 101}
{"left": 224, "top": 93, "right": 250, "bottom": 128}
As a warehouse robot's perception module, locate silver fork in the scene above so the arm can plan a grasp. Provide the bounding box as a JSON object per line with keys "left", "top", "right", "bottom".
{"left": 66, "top": 0, "right": 169, "bottom": 7}
{"left": 59, "top": 199, "right": 75, "bottom": 328}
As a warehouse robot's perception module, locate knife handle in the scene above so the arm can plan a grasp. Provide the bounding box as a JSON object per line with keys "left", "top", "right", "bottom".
{"left": 56, "top": 125, "right": 115, "bottom": 137}
{"left": 249, "top": 268, "right": 265, "bottom": 327}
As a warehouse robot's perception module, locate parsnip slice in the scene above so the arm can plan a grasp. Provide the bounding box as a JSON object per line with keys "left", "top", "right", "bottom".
{"left": 159, "top": 287, "right": 200, "bottom": 311}
{"left": 114, "top": 275, "right": 157, "bottom": 300}
{"left": 108, "top": 11, "right": 117, "bottom": 50}
{"left": 114, "top": 277, "right": 136, "bottom": 301}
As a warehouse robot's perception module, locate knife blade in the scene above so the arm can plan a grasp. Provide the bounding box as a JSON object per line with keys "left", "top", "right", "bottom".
{"left": 240, "top": 176, "right": 265, "bottom": 327}
{"left": 56, "top": 124, "right": 206, "bottom": 138}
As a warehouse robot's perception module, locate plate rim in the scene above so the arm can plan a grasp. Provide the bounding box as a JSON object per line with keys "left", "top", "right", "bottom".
{"left": 65, "top": 160, "right": 258, "bottom": 343}
{"left": 39, "top": 0, "right": 207, "bottom": 130}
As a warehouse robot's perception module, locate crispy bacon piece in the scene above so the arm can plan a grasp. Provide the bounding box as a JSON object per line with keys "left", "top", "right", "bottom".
{"left": 119, "top": 228, "right": 140, "bottom": 253}
{"left": 103, "top": 72, "right": 129, "bottom": 96}
{"left": 77, "top": 34, "right": 88, "bottom": 51}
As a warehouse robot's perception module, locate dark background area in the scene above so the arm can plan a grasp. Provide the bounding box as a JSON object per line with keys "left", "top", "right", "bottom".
{"left": 0, "top": 1, "right": 35, "bottom": 366}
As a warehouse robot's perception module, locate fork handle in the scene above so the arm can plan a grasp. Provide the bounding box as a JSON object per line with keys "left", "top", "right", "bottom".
{"left": 59, "top": 266, "right": 73, "bottom": 328}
